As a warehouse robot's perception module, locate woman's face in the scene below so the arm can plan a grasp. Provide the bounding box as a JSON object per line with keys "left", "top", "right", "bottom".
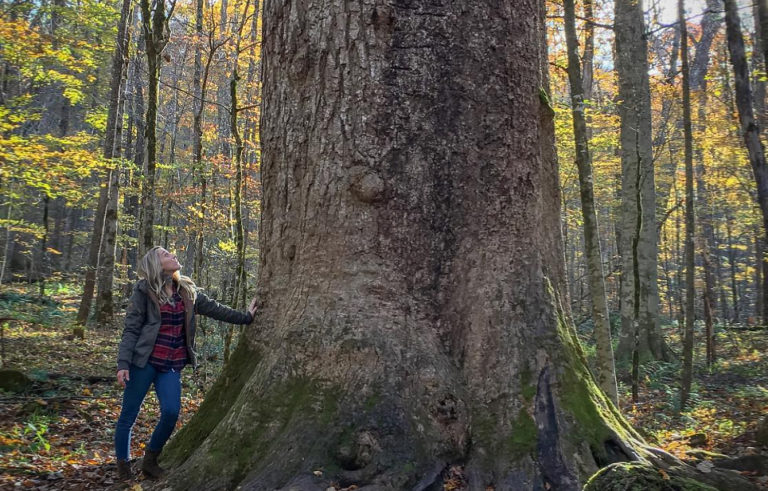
{"left": 157, "top": 248, "right": 181, "bottom": 273}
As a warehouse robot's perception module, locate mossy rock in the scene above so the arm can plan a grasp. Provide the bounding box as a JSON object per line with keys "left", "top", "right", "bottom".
{"left": 0, "top": 369, "right": 32, "bottom": 392}
{"left": 584, "top": 462, "right": 718, "bottom": 491}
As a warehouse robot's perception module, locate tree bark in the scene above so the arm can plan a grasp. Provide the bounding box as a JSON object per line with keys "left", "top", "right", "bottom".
{"left": 0, "top": 202, "right": 13, "bottom": 284}
{"left": 724, "top": 0, "right": 768, "bottom": 326}
{"left": 679, "top": 0, "right": 696, "bottom": 410}
{"left": 563, "top": 0, "right": 618, "bottom": 404}
{"left": 753, "top": 0, "right": 768, "bottom": 323}
{"left": 581, "top": 0, "right": 595, "bottom": 102}
{"left": 163, "top": 1, "right": 649, "bottom": 488}
{"left": 752, "top": 1, "right": 767, "bottom": 137}
{"left": 614, "top": 0, "right": 665, "bottom": 363}
{"left": 756, "top": 0, "right": 768, "bottom": 82}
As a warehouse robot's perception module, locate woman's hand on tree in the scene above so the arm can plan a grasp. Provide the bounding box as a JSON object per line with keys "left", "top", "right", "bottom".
{"left": 117, "top": 369, "right": 130, "bottom": 388}
{"left": 247, "top": 296, "right": 258, "bottom": 322}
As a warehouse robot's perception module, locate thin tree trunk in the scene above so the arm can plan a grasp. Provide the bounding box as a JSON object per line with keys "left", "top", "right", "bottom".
{"left": 756, "top": 0, "right": 768, "bottom": 81}
{"left": 726, "top": 217, "right": 740, "bottom": 322}
{"left": 94, "top": 166, "right": 120, "bottom": 324}
{"left": 162, "top": 198, "right": 171, "bottom": 248}
{"left": 50, "top": 199, "right": 63, "bottom": 272}
{"left": 679, "top": 0, "right": 696, "bottom": 410}
{"left": 139, "top": 0, "right": 171, "bottom": 257}
{"left": 752, "top": 1, "right": 767, "bottom": 136}
{"left": 563, "top": 0, "right": 618, "bottom": 404}
{"left": 615, "top": 0, "right": 665, "bottom": 363}
{"left": 64, "top": 208, "right": 76, "bottom": 272}
{"left": 232, "top": 70, "right": 246, "bottom": 311}
{"left": 76, "top": 0, "right": 131, "bottom": 325}
{"left": 582, "top": 0, "right": 595, "bottom": 101}
{"left": 756, "top": 233, "right": 764, "bottom": 325}
{"left": 38, "top": 195, "right": 49, "bottom": 298}
{"left": 0, "top": 203, "right": 13, "bottom": 284}
{"left": 631, "top": 127, "right": 642, "bottom": 404}
{"left": 192, "top": 0, "right": 204, "bottom": 279}
{"left": 95, "top": 4, "right": 131, "bottom": 324}
{"left": 121, "top": 57, "right": 135, "bottom": 296}
{"left": 192, "top": 0, "right": 220, "bottom": 280}
{"left": 724, "top": 0, "right": 768, "bottom": 324}
{"left": 127, "top": 51, "right": 144, "bottom": 278}
{"left": 715, "top": 223, "right": 729, "bottom": 321}
{"left": 652, "top": 21, "right": 681, "bottom": 208}
{"left": 692, "top": 0, "right": 721, "bottom": 367}
{"left": 675, "top": 177, "right": 685, "bottom": 327}
{"left": 230, "top": 1, "right": 250, "bottom": 313}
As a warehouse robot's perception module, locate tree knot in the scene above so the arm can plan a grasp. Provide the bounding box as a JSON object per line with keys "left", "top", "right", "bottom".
{"left": 349, "top": 166, "right": 385, "bottom": 203}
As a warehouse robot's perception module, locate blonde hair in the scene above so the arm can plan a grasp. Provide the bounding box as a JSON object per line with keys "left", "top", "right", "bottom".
{"left": 137, "top": 246, "right": 198, "bottom": 305}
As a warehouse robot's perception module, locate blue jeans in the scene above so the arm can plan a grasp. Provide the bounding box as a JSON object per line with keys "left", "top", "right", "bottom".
{"left": 114, "top": 363, "right": 181, "bottom": 460}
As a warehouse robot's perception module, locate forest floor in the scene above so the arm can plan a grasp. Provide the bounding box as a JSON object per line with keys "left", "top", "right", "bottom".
{"left": 0, "top": 283, "right": 767, "bottom": 490}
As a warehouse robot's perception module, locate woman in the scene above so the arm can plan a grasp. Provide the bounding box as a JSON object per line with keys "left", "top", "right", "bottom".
{"left": 114, "top": 246, "right": 257, "bottom": 480}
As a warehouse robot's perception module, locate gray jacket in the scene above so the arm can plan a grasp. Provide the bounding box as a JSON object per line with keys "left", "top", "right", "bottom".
{"left": 117, "top": 279, "right": 252, "bottom": 371}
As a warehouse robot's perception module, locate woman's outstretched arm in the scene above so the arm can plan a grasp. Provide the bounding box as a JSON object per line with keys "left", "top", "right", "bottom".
{"left": 195, "top": 292, "right": 257, "bottom": 324}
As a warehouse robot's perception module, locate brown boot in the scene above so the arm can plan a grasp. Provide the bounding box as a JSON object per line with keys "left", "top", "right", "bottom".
{"left": 141, "top": 448, "right": 165, "bottom": 478}
{"left": 116, "top": 459, "right": 132, "bottom": 481}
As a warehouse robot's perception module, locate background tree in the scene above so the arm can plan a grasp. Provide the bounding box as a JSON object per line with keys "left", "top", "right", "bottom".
{"left": 679, "top": 0, "right": 695, "bottom": 410}
{"left": 723, "top": 0, "right": 768, "bottom": 327}
{"left": 614, "top": 0, "right": 665, "bottom": 365}
{"left": 691, "top": 0, "right": 721, "bottom": 366}
{"left": 138, "top": 0, "right": 175, "bottom": 257}
{"left": 77, "top": 0, "right": 132, "bottom": 326}
{"left": 563, "top": 0, "right": 618, "bottom": 404}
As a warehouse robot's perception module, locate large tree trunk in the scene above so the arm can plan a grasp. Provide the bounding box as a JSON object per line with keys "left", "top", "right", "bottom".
{"left": 162, "top": 1, "right": 646, "bottom": 488}
{"left": 159, "top": 0, "right": 758, "bottom": 479}
{"left": 563, "top": 0, "right": 618, "bottom": 404}
{"left": 614, "top": 0, "right": 665, "bottom": 363}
